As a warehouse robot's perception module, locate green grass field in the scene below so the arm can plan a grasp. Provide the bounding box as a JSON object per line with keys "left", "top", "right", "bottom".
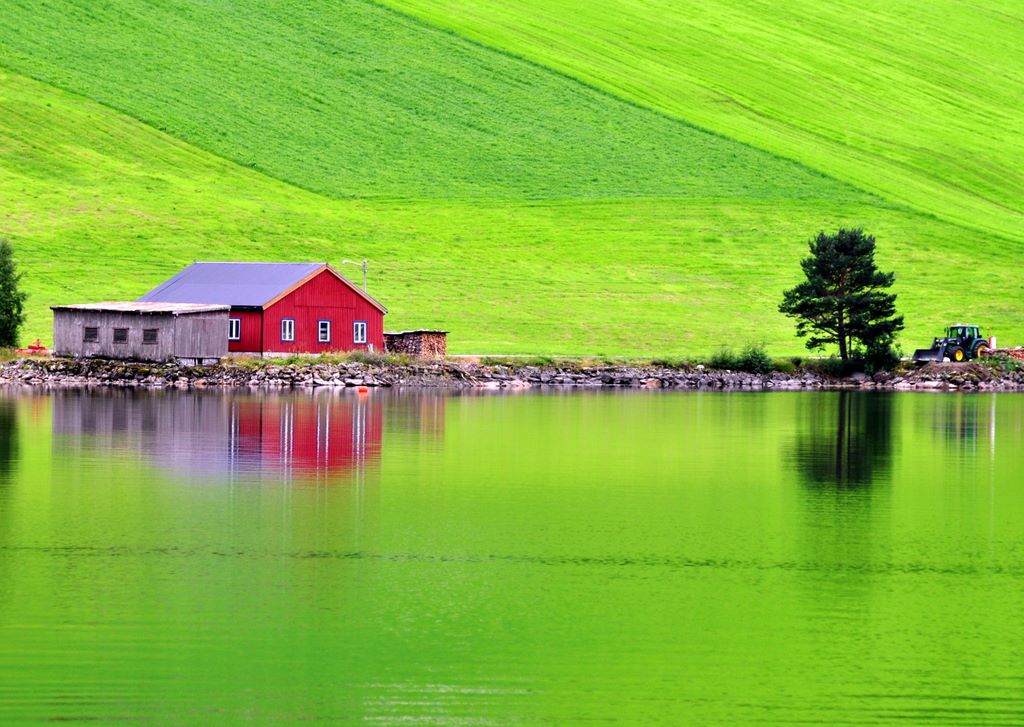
{"left": 385, "top": 0, "right": 1024, "bottom": 243}
{"left": 0, "top": 0, "right": 1021, "bottom": 355}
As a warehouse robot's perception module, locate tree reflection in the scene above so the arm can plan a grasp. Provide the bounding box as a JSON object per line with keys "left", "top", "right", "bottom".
{"left": 791, "top": 391, "right": 895, "bottom": 488}
{"left": 0, "top": 397, "right": 16, "bottom": 478}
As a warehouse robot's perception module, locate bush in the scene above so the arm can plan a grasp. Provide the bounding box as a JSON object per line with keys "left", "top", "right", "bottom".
{"left": 651, "top": 356, "right": 689, "bottom": 369}
{"left": 708, "top": 347, "right": 739, "bottom": 370}
{"left": 984, "top": 353, "right": 1021, "bottom": 373}
{"left": 345, "top": 350, "right": 380, "bottom": 365}
{"left": 772, "top": 357, "right": 797, "bottom": 375}
{"left": 805, "top": 356, "right": 860, "bottom": 378}
{"left": 480, "top": 355, "right": 555, "bottom": 368}
{"left": 736, "top": 344, "right": 773, "bottom": 374}
{"left": 706, "top": 345, "right": 772, "bottom": 373}
{"left": 862, "top": 339, "right": 902, "bottom": 373}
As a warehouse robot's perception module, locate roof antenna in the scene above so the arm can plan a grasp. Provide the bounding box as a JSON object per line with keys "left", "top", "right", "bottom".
{"left": 340, "top": 259, "right": 368, "bottom": 291}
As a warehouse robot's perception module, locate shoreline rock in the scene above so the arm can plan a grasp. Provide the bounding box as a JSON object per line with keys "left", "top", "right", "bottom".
{"left": 0, "top": 357, "right": 1021, "bottom": 392}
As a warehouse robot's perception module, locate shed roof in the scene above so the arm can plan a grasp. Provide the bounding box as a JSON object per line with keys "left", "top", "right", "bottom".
{"left": 384, "top": 329, "right": 449, "bottom": 335}
{"left": 137, "top": 261, "right": 387, "bottom": 312}
{"left": 51, "top": 301, "right": 230, "bottom": 315}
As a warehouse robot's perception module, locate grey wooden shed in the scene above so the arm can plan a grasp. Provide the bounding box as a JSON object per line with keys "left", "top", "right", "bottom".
{"left": 51, "top": 302, "right": 230, "bottom": 364}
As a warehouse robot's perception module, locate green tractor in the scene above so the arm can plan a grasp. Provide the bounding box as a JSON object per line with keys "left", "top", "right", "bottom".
{"left": 912, "top": 324, "right": 991, "bottom": 363}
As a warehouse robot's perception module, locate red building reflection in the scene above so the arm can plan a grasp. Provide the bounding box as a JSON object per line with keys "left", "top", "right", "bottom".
{"left": 52, "top": 390, "right": 385, "bottom": 481}
{"left": 227, "top": 394, "right": 381, "bottom": 477}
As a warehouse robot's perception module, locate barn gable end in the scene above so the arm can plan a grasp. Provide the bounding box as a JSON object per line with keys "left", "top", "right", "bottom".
{"left": 263, "top": 268, "right": 385, "bottom": 354}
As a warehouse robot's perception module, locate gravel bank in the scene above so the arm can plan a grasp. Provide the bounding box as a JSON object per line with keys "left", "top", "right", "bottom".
{"left": 1, "top": 358, "right": 1022, "bottom": 392}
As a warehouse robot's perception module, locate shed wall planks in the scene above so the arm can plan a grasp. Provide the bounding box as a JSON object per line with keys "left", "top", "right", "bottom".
{"left": 174, "top": 312, "right": 233, "bottom": 359}
{"left": 53, "top": 309, "right": 228, "bottom": 362}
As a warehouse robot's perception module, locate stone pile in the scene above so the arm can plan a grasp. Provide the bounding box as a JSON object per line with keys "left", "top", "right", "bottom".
{"left": 882, "top": 362, "right": 1024, "bottom": 391}
{"left": 0, "top": 357, "right": 1021, "bottom": 391}
{"left": 472, "top": 364, "right": 824, "bottom": 390}
{"left": 992, "top": 347, "right": 1024, "bottom": 362}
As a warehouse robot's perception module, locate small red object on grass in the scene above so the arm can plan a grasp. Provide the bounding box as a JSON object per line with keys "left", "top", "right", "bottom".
{"left": 16, "top": 339, "right": 49, "bottom": 356}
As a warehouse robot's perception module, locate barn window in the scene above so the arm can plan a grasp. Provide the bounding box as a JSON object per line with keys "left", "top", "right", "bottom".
{"left": 83, "top": 327, "right": 98, "bottom": 343}
{"left": 228, "top": 318, "right": 241, "bottom": 341}
{"left": 113, "top": 328, "right": 128, "bottom": 344}
{"left": 353, "top": 321, "right": 367, "bottom": 344}
{"left": 143, "top": 328, "right": 158, "bottom": 344}
{"left": 281, "top": 318, "right": 295, "bottom": 342}
{"left": 318, "top": 320, "right": 331, "bottom": 343}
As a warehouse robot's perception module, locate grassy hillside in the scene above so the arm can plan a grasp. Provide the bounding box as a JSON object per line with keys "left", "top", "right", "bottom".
{"left": 3, "top": 70, "right": 1021, "bottom": 355}
{"left": 0, "top": 0, "right": 1021, "bottom": 355}
{"left": 0, "top": 0, "right": 857, "bottom": 203}
{"left": 384, "top": 0, "right": 1024, "bottom": 243}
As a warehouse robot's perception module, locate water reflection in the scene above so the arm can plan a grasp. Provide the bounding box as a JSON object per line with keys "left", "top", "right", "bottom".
{"left": 0, "top": 398, "right": 16, "bottom": 478}
{"left": 2, "top": 389, "right": 1023, "bottom": 723}
{"left": 51, "top": 389, "right": 419, "bottom": 481}
{"left": 933, "top": 395, "right": 999, "bottom": 456}
{"left": 791, "top": 391, "right": 895, "bottom": 488}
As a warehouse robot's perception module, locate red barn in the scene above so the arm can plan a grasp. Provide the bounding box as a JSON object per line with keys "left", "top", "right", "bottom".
{"left": 138, "top": 262, "right": 386, "bottom": 355}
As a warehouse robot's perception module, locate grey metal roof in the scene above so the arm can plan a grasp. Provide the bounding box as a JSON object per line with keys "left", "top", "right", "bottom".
{"left": 51, "top": 301, "right": 230, "bottom": 315}
{"left": 138, "top": 262, "right": 326, "bottom": 307}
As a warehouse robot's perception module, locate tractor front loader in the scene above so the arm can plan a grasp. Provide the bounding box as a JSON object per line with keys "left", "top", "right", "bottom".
{"left": 912, "top": 324, "right": 991, "bottom": 363}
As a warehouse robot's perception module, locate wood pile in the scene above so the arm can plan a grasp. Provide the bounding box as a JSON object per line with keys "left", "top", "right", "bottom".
{"left": 384, "top": 329, "right": 447, "bottom": 358}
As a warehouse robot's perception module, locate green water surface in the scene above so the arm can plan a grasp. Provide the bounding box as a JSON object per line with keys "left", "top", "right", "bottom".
{"left": 0, "top": 389, "right": 1021, "bottom": 724}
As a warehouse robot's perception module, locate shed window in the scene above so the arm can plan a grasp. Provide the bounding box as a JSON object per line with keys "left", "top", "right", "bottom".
{"left": 228, "top": 318, "right": 241, "bottom": 341}
{"left": 143, "top": 328, "right": 158, "bottom": 344}
{"left": 353, "top": 321, "right": 367, "bottom": 344}
{"left": 113, "top": 328, "right": 128, "bottom": 344}
{"left": 83, "top": 327, "right": 98, "bottom": 343}
{"left": 281, "top": 318, "right": 295, "bottom": 342}
{"left": 318, "top": 320, "right": 331, "bottom": 343}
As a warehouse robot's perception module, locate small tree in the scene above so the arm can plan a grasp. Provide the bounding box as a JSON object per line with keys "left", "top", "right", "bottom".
{"left": 0, "top": 239, "right": 27, "bottom": 348}
{"left": 779, "top": 228, "right": 903, "bottom": 362}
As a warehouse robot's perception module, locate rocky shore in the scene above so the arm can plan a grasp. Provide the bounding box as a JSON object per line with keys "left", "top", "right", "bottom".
{"left": 1, "top": 357, "right": 1022, "bottom": 392}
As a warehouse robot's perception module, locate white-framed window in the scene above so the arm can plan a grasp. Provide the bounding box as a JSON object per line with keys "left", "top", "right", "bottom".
{"left": 318, "top": 320, "right": 331, "bottom": 343}
{"left": 281, "top": 318, "right": 295, "bottom": 342}
{"left": 353, "top": 320, "right": 367, "bottom": 344}
{"left": 228, "top": 318, "right": 241, "bottom": 341}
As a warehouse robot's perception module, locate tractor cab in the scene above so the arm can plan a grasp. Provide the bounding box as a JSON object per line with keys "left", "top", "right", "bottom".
{"left": 946, "top": 325, "right": 979, "bottom": 342}
{"left": 914, "top": 323, "right": 990, "bottom": 363}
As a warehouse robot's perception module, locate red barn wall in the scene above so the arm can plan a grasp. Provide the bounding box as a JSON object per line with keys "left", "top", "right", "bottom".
{"left": 228, "top": 310, "right": 264, "bottom": 353}
{"left": 262, "top": 269, "right": 385, "bottom": 354}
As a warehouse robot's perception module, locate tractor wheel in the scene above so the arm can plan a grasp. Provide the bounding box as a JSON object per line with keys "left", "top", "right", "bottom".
{"left": 974, "top": 342, "right": 989, "bottom": 359}
{"left": 950, "top": 346, "right": 966, "bottom": 362}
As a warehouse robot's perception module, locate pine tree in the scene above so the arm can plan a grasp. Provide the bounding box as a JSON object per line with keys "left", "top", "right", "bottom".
{"left": 779, "top": 228, "right": 903, "bottom": 361}
{"left": 0, "top": 239, "right": 27, "bottom": 348}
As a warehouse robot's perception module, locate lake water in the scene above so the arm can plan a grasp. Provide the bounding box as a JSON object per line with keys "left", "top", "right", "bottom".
{"left": 0, "top": 388, "right": 1021, "bottom": 724}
